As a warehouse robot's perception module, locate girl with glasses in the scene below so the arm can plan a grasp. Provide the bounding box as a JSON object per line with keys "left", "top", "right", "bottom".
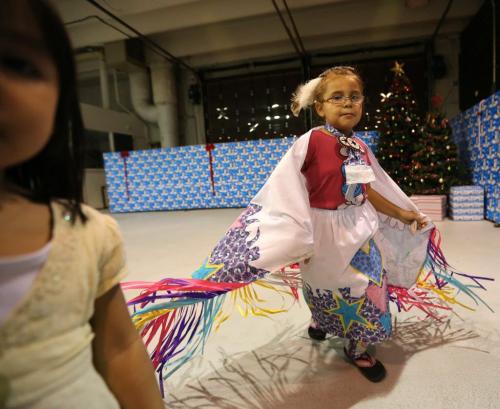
{"left": 288, "top": 66, "right": 428, "bottom": 381}
{"left": 129, "top": 66, "right": 491, "bottom": 389}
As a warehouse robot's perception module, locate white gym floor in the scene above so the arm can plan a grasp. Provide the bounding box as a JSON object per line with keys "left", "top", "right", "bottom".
{"left": 113, "top": 208, "right": 500, "bottom": 409}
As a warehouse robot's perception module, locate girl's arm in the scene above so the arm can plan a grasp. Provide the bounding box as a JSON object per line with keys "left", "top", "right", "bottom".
{"left": 91, "top": 285, "right": 165, "bottom": 409}
{"left": 366, "top": 184, "right": 428, "bottom": 229}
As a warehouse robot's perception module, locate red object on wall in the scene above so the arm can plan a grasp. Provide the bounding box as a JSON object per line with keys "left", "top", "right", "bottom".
{"left": 120, "top": 151, "right": 130, "bottom": 200}
{"left": 205, "top": 143, "right": 216, "bottom": 196}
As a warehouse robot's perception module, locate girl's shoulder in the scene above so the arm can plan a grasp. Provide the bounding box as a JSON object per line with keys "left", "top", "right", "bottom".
{"left": 308, "top": 127, "right": 340, "bottom": 147}
{"left": 310, "top": 126, "right": 330, "bottom": 138}
{"left": 295, "top": 127, "right": 326, "bottom": 139}
{"left": 51, "top": 200, "right": 123, "bottom": 246}
{"left": 51, "top": 199, "right": 105, "bottom": 223}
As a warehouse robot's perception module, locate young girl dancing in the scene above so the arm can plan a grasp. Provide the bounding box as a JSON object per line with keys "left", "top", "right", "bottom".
{"left": 288, "top": 66, "right": 428, "bottom": 381}
{"left": 125, "top": 66, "right": 491, "bottom": 389}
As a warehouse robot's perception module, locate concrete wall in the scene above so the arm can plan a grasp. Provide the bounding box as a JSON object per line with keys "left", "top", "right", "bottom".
{"left": 80, "top": 103, "right": 148, "bottom": 148}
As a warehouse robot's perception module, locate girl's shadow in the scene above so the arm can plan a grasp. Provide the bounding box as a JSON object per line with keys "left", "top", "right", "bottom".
{"left": 165, "top": 317, "right": 480, "bottom": 409}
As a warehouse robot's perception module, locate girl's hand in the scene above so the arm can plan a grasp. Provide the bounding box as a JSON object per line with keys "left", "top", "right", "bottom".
{"left": 398, "top": 209, "right": 428, "bottom": 230}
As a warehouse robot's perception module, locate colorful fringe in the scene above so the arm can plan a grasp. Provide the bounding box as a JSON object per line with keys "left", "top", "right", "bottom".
{"left": 388, "top": 228, "right": 494, "bottom": 320}
{"left": 121, "top": 277, "right": 298, "bottom": 394}
{"left": 122, "top": 228, "right": 493, "bottom": 394}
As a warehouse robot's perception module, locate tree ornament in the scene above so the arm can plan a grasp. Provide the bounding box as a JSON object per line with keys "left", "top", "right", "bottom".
{"left": 410, "top": 111, "right": 464, "bottom": 194}
{"left": 380, "top": 92, "right": 392, "bottom": 102}
{"left": 391, "top": 61, "right": 406, "bottom": 75}
{"left": 431, "top": 95, "right": 444, "bottom": 108}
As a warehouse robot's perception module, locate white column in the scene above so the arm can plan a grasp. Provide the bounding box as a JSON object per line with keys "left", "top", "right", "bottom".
{"left": 151, "top": 62, "right": 178, "bottom": 147}
{"left": 99, "top": 58, "right": 115, "bottom": 152}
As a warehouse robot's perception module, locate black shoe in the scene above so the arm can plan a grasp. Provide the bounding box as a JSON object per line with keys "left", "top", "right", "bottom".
{"left": 308, "top": 326, "right": 326, "bottom": 341}
{"left": 343, "top": 347, "right": 386, "bottom": 383}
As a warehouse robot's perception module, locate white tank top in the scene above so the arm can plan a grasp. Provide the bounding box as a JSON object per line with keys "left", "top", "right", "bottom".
{"left": 0, "top": 242, "right": 52, "bottom": 326}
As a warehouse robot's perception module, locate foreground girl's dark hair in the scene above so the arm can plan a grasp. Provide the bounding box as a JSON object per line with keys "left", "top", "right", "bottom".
{"left": 3, "top": 0, "right": 86, "bottom": 222}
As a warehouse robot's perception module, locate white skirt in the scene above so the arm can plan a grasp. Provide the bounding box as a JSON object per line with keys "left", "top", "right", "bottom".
{"left": 300, "top": 202, "right": 379, "bottom": 297}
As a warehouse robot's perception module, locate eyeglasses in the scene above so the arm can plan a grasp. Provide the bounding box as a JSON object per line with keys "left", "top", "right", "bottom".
{"left": 322, "top": 94, "right": 364, "bottom": 105}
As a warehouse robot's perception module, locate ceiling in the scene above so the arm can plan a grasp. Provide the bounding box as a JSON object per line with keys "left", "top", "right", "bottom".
{"left": 54, "top": 0, "right": 483, "bottom": 69}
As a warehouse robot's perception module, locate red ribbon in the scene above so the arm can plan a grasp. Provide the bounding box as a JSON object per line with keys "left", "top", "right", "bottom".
{"left": 120, "top": 151, "right": 130, "bottom": 200}
{"left": 205, "top": 143, "right": 216, "bottom": 196}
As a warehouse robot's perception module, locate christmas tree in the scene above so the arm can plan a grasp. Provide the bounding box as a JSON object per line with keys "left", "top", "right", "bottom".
{"left": 375, "top": 61, "right": 422, "bottom": 194}
{"left": 410, "top": 96, "right": 466, "bottom": 194}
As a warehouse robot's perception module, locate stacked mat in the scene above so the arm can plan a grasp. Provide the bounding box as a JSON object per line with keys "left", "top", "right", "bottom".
{"left": 103, "top": 132, "right": 380, "bottom": 213}
{"left": 410, "top": 195, "right": 447, "bottom": 221}
{"left": 449, "top": 185, "right": 485, "bottom": 221}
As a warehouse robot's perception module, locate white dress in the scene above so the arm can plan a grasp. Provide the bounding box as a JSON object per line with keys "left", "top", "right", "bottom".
{"left": 195, "top": 128, "right": 431, "bottom": 344}
{"left": 130, "top": 127, "right": 487, "bottom": 381}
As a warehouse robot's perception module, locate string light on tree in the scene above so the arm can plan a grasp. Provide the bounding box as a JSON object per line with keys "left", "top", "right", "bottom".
{"left": 380, "top": 92, "right": 392, "bottom": 102}
{"left": 409, "top": 96, "right": 467, "bottom": 194}
{"left": 375, "top": 61, "right": 422, "bottom": 193}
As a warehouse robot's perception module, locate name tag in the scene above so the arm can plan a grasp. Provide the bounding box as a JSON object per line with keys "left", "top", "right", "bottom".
{"left": 345, "top": 164, "right": 376, "bottom": 185}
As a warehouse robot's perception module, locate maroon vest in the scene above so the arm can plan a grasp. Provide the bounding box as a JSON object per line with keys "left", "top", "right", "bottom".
{"left": 301, "top": 129, "right": 371, "bottom": 209}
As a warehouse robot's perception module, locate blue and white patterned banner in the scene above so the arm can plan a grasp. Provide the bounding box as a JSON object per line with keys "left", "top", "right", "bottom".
{"left": 104, "top": 132, "right": 379, "bottom": 213}
{"left": 451, "top": 92, "right": 500, "bottom": 223}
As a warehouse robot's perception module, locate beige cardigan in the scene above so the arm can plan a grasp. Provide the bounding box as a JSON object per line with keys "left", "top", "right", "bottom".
{"left": 0, "top": 202, "right": 127, "bottom": 408}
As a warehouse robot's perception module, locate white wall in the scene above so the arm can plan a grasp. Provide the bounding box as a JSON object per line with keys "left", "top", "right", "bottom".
{"left": 80, "top": 103, "right": 148, "bottom": 144}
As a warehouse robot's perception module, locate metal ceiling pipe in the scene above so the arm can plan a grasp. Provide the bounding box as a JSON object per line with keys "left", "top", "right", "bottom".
{"left": 129, "top": 69, "right": 158, "bottom": 124}
{"left": 270, "top": 0, "right": 303, "bottom": 57}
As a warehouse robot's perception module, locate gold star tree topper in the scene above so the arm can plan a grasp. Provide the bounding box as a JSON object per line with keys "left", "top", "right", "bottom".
{"left": 391, "top": 61, "right": 405, "bottom": 75}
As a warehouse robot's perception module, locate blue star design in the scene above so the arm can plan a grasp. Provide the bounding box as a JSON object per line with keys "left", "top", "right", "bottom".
{"left": 192, "top": 258, "right": 224, "bottom": 280}
{"left": 380, "top": 312, "right": 392, "bottom": 334}
{"left": 327, "top": 294, "right": 373, "bottom": 335}
{"left": 350, "top": 239, "right": 383, "bottom": 286}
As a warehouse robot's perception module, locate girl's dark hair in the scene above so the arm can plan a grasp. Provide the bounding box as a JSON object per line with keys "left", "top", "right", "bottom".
{"left": 4, "top": 0, "right": 86, "bottom": 223}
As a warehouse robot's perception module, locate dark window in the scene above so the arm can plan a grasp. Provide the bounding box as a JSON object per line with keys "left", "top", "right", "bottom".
{"left": 114, "top": 133, "right": 134, "bottom": 152}
{"left": 84, "top": 130, "right": 110, "bottom": 169}
{"left": 460, "top": 0, "right": 499, "bottom": 111}
{"left": 83, "top": 131, "right": 134, "bottom": 169}
{"left": 203, "top": 55, "right": 428, "bottom": 143}
{"left": 204, "top": 70, "right": 307, "bottom": 143}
